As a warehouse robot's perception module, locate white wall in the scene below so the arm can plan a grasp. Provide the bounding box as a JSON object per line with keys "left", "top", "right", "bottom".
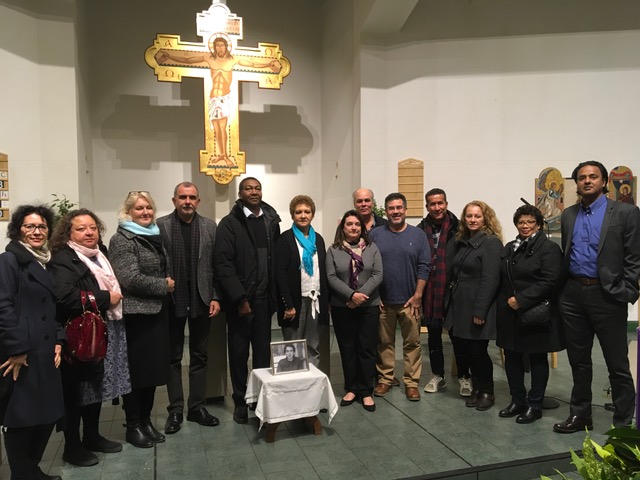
{"left": 0, "top": 3, "right": 78, "bottom": 247}
{"left": 361, "top": 31, "right": 640, "bottom": 241}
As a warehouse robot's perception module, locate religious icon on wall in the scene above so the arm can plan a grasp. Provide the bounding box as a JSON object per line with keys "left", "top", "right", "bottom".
{"left": 608, "top": 165, "right": 636, "bottom": 205}
{"left": 535, "top": 167, "right": 564, "bottom": 232}
{"left": 145, "top": 0, "right": 290, "bottom": 185}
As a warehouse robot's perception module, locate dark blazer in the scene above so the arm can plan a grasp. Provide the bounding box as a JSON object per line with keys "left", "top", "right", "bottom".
{"left": 275, "top": 228, "right": 329, "bottom": 327}
{"left": 560, "top": 197, "right": 640, "bottom": 304}
{"left": 0, "top": 241, "right": 64, "bottom": 428}
{"left": 157, "top": 211, "right": 219, "bottom": 305}
{"left": 214, "top": 200, "right": 281, "bottom": 314}
{"left": 496, "top": 233, "right": 565, "bottom": 353}
{"left": 443, "top": 231, "right": 502, "bottom": 340}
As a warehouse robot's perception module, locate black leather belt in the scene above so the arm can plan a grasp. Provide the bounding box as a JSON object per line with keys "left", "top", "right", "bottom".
{"left": 570, "top": 276, "right": 599, "bottom": 286}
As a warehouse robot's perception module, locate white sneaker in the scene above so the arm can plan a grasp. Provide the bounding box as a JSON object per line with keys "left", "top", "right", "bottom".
{"left": 424, "top": 375, "right": 447, "bottom": 393}
{"left": 458, "top": 377, "right": 472, "bottom": 397}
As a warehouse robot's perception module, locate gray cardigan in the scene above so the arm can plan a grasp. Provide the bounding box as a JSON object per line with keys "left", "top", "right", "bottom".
{"left": 108, "top": 227, "right": 170, "bottom": 315}
{"left": 326, "top": 243, "right": 383, "bottom": 307}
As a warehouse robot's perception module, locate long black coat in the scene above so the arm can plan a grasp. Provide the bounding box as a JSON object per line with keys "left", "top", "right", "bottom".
{"left": 444, "top": 232, "right": 502, "bottom": 340}
{"left": 275, "top": 228, "right": 329, "bottom": 327}
{"left": 496, "top": 233, "right": 565, "bottom": 353}
{"left": 0, "top": 241, "right": 64, "bottom": 428}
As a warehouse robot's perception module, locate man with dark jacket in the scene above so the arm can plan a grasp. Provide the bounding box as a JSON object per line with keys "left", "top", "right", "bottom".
{"left": 553, "top": 161, "right": 640, "bottom": 433}
{"left": 157, "top": 182, "right": 222, "bottom": 434}
{"left": 417, "top": 188, "right": 465, "bottom": 395}
{"left": 214, "top": 177, "right": 281, "bottom": 424}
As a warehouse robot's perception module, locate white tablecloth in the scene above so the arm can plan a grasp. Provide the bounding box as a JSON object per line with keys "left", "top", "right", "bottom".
{"left": 245, "top": 364, "right": 339, "bottom": 428}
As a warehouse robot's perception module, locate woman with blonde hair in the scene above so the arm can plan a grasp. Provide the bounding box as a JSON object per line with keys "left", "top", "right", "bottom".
{"left": 444, "top": 201, "right": 503, "bottom": 411}
{"left": 109, "top": 191, "right": 174, "bottom": 448}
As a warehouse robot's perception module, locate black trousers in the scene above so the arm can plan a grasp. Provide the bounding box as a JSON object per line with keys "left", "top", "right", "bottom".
{"left": 559, "top": 279, "right": 635, "bottom": 426}
{"left": 332, "top": 306, "right": 379, "bottom": 398}
{"left": 123, "top": 386, "right": 156, "bottom": 426}
{"left": 63, "top": 401, "right": 102, "bottom": 452}
{"left": 504, "top": 350, "right": 548, "bottom": 409}
{"left": 4, "top": 423, "right": 54, "bottom": 480}
{"left": 449, "top": 334, "right": 471, "bottom": 379}
{"left": 451, "top": 337, "right": 493, "bottom": 393}
{"left": 227, "top": 297, "right": 271, "bottom": 407}
{"left": 426, "top": 323, "right": 445, "bottom": 376}
{"left": 167, "top": 312, "right": 211, "bottom": 414}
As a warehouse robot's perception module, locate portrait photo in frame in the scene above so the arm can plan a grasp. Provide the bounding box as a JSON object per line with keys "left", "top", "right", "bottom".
{"left": 271, "top": 340, "right": 309, "bottom": 375}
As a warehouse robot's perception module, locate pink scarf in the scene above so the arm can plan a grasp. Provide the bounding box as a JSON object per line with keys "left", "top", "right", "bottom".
{"left": 67, "top": 241, "right": 122, "bottom": 320}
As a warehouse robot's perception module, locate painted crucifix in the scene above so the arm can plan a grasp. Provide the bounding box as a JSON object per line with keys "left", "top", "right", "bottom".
{"left": 144, "top": 0, "right": 290, "bottom": 184}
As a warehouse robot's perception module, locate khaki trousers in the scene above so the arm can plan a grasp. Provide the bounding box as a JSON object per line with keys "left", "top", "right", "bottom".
{"left": 376, "top": 304, "right": 422, "bottom": 388}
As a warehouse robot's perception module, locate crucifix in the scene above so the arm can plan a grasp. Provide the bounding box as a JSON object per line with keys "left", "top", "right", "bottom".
{"left": 145, "top": 0, "right": 290, "bottom": 185}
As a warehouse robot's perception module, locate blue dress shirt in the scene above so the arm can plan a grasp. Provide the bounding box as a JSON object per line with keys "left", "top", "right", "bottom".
{"left": 568, "top": 194, "right": 607, "bottom": 278}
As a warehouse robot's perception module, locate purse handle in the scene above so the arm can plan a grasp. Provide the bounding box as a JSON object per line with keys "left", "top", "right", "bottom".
{"left": 80, "top": 291, "right": 100, "bottom": 314}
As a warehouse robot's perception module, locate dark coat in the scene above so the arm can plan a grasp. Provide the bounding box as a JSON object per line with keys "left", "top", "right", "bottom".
{"left": 0, "top": 241, "right": 64, "bottom": 428}
{"left": 108, "top": 228, "right": 170, "bottom": 388}
{"left": 560, "top": 198, "right": 640, "bottom": 304}
{"left": 275, "top": 228, "right": 329, "bottom": 327}
{"left": 49, "top": 245, "right": 110, "bottom": 383}
{"left": 496, "top": 233, "right": 565, "bottom": 353}
{"left": 214, "top": 200, "right": 281, "bottom": 314}
{"left": 444, "top": 232, "right": 502, "bottom": 340}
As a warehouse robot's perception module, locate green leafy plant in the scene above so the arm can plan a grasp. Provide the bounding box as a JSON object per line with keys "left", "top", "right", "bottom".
{"left": 48, "top": 194, "right": 77, "bottom": 224}
{"left": 542, "top": 428, "right": 640, "bottom": 480}
{"left": 372, "top": 200, "right": 385, "bottom": 219}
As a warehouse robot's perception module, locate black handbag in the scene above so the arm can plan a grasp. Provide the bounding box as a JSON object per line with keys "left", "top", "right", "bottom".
{"left": 506, "top": 249, "right": 551, "bottom": 327}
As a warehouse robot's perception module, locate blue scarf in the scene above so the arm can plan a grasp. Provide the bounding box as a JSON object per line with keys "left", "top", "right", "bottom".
{"left": 119, "top": 220, "right": 160, "bottom": 236}
{"left": 292, "top": 224, "right": 316, "bottom": 276}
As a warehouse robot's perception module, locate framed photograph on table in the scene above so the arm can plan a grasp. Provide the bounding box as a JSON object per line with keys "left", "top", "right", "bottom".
{"left": 271, "top": 340, "right": 309, "bottom": 375}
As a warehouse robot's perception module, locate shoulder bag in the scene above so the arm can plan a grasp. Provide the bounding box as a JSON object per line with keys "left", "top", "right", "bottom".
{"left": 65, "top": 291, "right": 107, "bottom": 362}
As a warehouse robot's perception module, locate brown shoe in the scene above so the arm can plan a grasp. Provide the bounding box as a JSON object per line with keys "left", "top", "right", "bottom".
{"left": 374, "top": 382, "right": 391, "bottom": 397}
{"left": 405, "top": 387, "right": 421, "bottom": 401}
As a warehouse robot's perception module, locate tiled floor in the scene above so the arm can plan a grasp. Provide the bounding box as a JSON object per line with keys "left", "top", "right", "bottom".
{"left": 0, "top": 328, "right": 629, "bottom": 480}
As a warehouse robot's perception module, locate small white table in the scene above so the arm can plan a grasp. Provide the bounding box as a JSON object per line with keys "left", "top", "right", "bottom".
{"left": 245, "top": 364, "right": 339, "bottom": 442}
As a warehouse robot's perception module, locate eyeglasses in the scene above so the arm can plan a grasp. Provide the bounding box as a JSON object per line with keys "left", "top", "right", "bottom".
{"left": 128, "top": 191, "right": 149, "bottom": 196}
{"left": 516, "top": 220, "right": 538, "bottom": 227}
{"left": 22, "top": 224, "right": 49, "bottom": 233}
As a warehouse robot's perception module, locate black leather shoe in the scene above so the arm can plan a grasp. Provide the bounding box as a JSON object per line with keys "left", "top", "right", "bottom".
{"left": 187, "top": 407, "right": 220, "bottom": 427}
{"left": 465, "top": 390, "right": 479, "bottom": 408}
{"left": 41, "top": 475, "right": 62, "bottom": 480}
{"left": 499, "top": 402, "right": 528, "bottom": 418}
{"left": 516, "top": 407, "right": 543, "bottom": 424}
{"left": 141, "top": 420, "right": 166, "bottom": 443}
{"left": 233, "top": 405, "right": 249, "bottom": 424}
{"left": 83, "top": 434, "right": 123, "bottom": 453}
{"left": 340, "top": 393, "right": 357, "bottom": 406}
{"left": 164, "top": 411, "right": 183, "bottom": 434}
{"left": 63, "top": 445, "right": 99, "bottom": 466}
{"left": 125, "top": 425, "right": 154, "bottom": 448}
{"left": 475, "top": 393, "right": 495, "bottom": 411}
{"left": 553, "top": 415, "right": 593, "bottom": 434}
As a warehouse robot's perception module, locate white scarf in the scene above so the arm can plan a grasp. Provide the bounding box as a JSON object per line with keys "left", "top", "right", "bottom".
{"left": 19, "top": 241, "right": 51, "bottom": 269}
{"left": 67, "top": 241, "right": 122, "bottom": 320}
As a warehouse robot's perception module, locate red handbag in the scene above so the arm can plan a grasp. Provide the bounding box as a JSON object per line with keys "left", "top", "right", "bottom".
{"left": 65, "top": 291, "right": 107, "bottom": 362}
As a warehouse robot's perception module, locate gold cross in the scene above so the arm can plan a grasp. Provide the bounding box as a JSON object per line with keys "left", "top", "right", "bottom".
{"left": 145, "top": 2, "right": 290, "bottom": 185}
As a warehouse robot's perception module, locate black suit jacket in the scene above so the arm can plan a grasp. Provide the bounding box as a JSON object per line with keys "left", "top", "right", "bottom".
{"left": 561, "top": 196, "right": 640, "bottom": 304}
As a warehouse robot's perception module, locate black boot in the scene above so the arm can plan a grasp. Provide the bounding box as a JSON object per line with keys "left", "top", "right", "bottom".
{"left": 141, "top": 418, "right": 166, "bottom": 443}
{"left": 125, "top": 424, "right": 154, "bottom": 449}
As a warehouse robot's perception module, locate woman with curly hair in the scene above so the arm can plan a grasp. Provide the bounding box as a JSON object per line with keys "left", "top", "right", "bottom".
{"left": 0, "top": 205, "right": 64, "bottom": 480}
{"left": 49, "top": 208, "right": 130, "bottom": 466}
{"left": 444, "top": 201, "right": 503, "bottom": 411}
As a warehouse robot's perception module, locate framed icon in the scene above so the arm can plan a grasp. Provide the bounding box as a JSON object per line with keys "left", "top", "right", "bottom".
{"left": 270, "top": 340, "right": 309, "bottom": 375}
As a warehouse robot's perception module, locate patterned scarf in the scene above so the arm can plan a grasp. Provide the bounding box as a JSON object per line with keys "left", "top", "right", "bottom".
{"left": 342, "top": 239, "right": 366, "bottom": 290}
{"left": 18, "top": 241, "right": 51, "bottom": 269}
{"left": 292, "top": 223, "right": 317, "bottom": 276}
{"left": 67, "top": 241, "right": 122, "bottom": 320}
{"left": 422, "top": 213, "right": 451, "bottom": 320}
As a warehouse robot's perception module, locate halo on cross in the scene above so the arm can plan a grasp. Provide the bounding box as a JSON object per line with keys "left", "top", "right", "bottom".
{"left": 208, "top": 32, "right": 233, "bottom": 55}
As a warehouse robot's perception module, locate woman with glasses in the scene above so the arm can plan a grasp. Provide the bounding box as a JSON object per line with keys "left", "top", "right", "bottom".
{"left": 496, "top": 205, "right": 564, "bottom": 423}
{"left": 49, "top": 209, "right": 130, "bottom": 466}
{"left": 0, "top": 205, "right": 64, "bottom": 480}
{"left": 109, "top": 191, "right": 174, "bottom": 448}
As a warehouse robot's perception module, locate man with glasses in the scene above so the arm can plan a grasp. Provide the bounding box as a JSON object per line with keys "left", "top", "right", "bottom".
{"left": 214, "top": 177, "right": 281, "bottom": 423}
